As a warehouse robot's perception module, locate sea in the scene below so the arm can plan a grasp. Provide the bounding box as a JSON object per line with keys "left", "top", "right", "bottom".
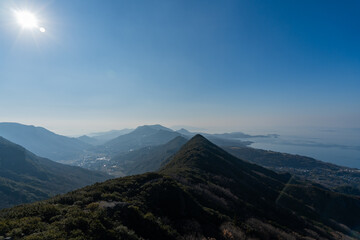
{"left": 242, "top": 127, "right": 360, "bottom": 169}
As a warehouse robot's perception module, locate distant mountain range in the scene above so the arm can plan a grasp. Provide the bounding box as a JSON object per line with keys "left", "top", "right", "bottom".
{"left": 73, "top": 125, "right": 360, "bottom": 197}
{"left": 93, "top": 124, "right": 253, "bottom": 155}
{"left": 1, "top": 135, "right": 359, "bottom": 239}
{"left": 0, "top": 137, "right": 110, "bottom": 209}
{"left": 0, "top": 123, "right": 90, "bottom": 162}
{"left": 77, "top": 135, "right": 103, "bottom": 146}
{"left": 2, "top": 122, "right": 359, "bottom": 197}
{"left": 75, "top": 125, "right": 253, "bottom": 174}
{"left": 176, "top": 128, "right": 279, "bottom": 139}
{"left": 0, "top": 123, "right": 253, "bottom": 164}
{"left": 78, "top": 125, "right": 264, "bottom": 151}
{"left": 83, "top": 129, "right": 134, "bottom": 145}
{"left": 76, "top": 125, "right": 360, "bottom": 198}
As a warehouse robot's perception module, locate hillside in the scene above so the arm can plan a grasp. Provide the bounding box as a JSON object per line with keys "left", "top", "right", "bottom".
{"left": 111, "top": 136, "right": 187, "bottom": 176}
{"left": 0, "top": 135, "right": 359, "bottom": 239}
{"left": 0, "top": 137, "right": 110, "bottom": 209}
{"left": 224, "top": 146, "right": 360, "bottom": 195}
{"left": 78, "top": 136, "right": 187, "bottom": 177}
{"left": 0, "top": 122, "right": 90, "bottom": 162}
{"left": 101, "top": 125, "right": 182, "bottom": 155}
{"left": 77, "top": 135, "right": 102, "bottom": 146}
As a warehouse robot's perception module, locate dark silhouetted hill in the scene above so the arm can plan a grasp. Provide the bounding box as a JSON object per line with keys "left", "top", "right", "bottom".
{"left": 0, "top": 137, "right": 110, "bottom": 209}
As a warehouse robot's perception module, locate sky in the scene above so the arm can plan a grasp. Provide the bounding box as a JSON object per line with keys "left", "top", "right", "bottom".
{"left": 0, "top": 0, "right": 359, "bottom": 135}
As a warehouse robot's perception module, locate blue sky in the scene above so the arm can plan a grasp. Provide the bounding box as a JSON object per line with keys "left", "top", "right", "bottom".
{"left": 0, "top": 0, "right": 359, "bottom": 135}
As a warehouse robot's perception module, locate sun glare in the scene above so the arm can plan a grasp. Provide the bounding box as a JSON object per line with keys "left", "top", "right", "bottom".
{"left": 15, "top": 10, "right": 38, "bottom": 29}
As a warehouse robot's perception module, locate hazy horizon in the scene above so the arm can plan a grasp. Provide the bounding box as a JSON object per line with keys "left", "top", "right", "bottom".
{"left": 1, "top": 120, "right": 360, "bottom": 137}
{"left": 1, "top": 121, "right": 360, "bottom": 168}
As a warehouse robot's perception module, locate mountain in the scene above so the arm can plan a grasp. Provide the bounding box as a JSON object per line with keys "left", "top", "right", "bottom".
{"left": 75, "top": 126, "right": 252, "bottom": 174}
{"left": 0, "top": 137, "right": 110, "bottom": 209}
{"left": 107, "top": 136, "right": 187, "bottom": 176}
{"left": 224, "top": 146, "right": 360, "bottom": 196}
{"left": 77, "top": 135, "right": 102, "bottom": 146}
{"left": 0, "top": 122, "right": 90, "bottom": 162}
{"left": 1, "top": 135, "right": 359, "bottom": 239}
{"left": 176, "top": 128, "right": 193, "bottom": 136}
{"left": 87, "top": 129, "right": 134, "bottom": 144}
{"left": 144, "top": 124, "right": 174, "bottom": 131}
{"left": 102, "top": 125, "right": 182, "bottom": 155}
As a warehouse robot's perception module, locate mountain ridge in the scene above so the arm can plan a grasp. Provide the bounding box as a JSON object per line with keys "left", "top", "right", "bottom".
{"left": 0, "top": 122, "right": 90, "bottom": 162}
{"left": 102, "top": 125, "right": 182, "bottom": 155}
{"left": 1, "top": 135, "right": 359, "bottom": 239}
{"left": 0, "top": 136, "right": 110, "bottom": 209}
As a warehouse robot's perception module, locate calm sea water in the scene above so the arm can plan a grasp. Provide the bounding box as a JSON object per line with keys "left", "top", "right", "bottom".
{"left": 243, "top": 127, "right": 360, "bottom": 169}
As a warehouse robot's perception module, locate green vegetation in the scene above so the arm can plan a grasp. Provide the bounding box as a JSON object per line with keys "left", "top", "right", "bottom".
{"left": 0, "top": 135, "right": 359, "bottom": 239}
{"left": 0, "top": 137, "right": 110, "bottom": 209}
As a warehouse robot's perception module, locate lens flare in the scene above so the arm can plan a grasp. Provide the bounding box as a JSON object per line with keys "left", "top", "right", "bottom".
{"left": 15, "top": 10, "right": 38, "bottom": 29}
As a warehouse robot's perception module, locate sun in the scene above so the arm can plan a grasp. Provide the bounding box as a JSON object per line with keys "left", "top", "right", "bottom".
{"left": 15, "top": 10, "right": 38, "bottom": 29}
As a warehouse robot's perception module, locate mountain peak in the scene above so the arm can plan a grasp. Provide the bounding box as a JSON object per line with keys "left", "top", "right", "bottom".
{"left": 161, "top": 134, "right": 240, "bottom": 175}
{"left": 189, "top": 133, "right": 207, "bottom": 141}
{"left": 135, "top": 124, "right": 173, "bottom": 132}
{"left": 179, "top": 134, "right": 214, "bottom": 150}
{"left": 176, "top": 128, "right": 193, "bottom": 135}
{"left": 161, "top": 134, "right": 289, "bottom": 184}
{"left": 104, "top": 125, "right": 181, "bottom": 154}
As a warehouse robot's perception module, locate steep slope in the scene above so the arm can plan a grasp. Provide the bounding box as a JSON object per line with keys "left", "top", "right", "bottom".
{"left": 0, "top": 122, "right": 90, "bottom": 162}
{"left": 162, "top": 136, "right": 360, "bottom": 235}
{"left": 0, "top": 135, "right": 359, "bottom": 240}
{"left": 0, "top": 137, "right": 110, "bottom": 209}
{"left": 102, "top": 125, "right": 182, "bottom": 155}
{"left": 108, "top": 136, "right": 188, "bottom": 176}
